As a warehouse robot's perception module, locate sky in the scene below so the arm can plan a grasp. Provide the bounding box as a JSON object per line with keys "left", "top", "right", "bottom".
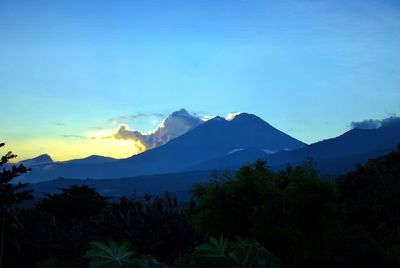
{"left": 1, "top": 0, "right": 400, "bottom": 161}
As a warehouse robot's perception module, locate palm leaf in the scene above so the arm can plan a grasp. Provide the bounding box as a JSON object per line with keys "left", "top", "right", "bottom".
{"left": 85, "top": 240, "right": 137, "bottom": 268}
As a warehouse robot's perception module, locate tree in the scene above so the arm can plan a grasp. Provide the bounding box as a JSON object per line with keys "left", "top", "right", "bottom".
{"left": 36, "top": 185, "right": 108, "bottom": 225}
{"left": 101, "top": 194, "right": 195, "bottom": 263}
{"left": 191, "top": 160, "right": 343, "bottom": 268}
{"left": 191, "top": 160, "right": 277, "bottom": 238}
{"left": 0, "top": 143, "right": 33, "bottom": 268}
{"left": 30, "top": 185, "right": 109, "bottom": 263}
{"left": 337, "top": 145, "right": 400, "bottom": 266}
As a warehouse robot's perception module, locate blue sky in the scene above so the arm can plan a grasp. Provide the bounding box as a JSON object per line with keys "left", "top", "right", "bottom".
{"left": 1, "top": 0, "right": 400, "bottom": 160}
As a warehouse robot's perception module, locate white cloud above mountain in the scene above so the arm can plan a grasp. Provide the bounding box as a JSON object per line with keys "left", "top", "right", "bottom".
{"left": 351, "top": 116, "right": 400, "bottom": 129}
{"left": 113, "top": 109, "right": 204, "bottom": 150}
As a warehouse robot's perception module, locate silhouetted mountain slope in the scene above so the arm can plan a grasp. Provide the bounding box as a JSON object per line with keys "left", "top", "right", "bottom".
{"left": 18, "top": 113, "right": 305, "bottom": 182}
{"left": 21, "top": 119, "right": 400, "bottom": 199}
{"left": 267, "top": 122, "right": 400, "bottom": 166}
{"left": 188, "top": 148, "right": 268, "bottom": 171}
{"left": 190, "top": 122, "right": 400, "bottom": 174}
{"left": 63, "top": 155, "right": 117, "bottom": 164}
{"left": 27, "top": 146, "right": 399, "bottom": 201}
{"left": 28, "top": 170, "right": 214, "bottom": 200}
{"left": 20, "top": 154, "right": 53, "bottom": 165}
{"left": 118, "top": 113, "right": 305, "bottom": 172}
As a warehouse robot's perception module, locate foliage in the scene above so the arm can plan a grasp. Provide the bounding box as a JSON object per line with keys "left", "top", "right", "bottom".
{"left": 85, "top": 240, "right": 138, "bottom": 268}
{"left": 229, "top": 238, "right": 273, "bottom": 268}
{"left": 99, "top": 193, "right": 196, "bottom": 263}
{"left": 194, "top": 235, "right": 230, "bottom": 267}
{"left": 0, "top": 143, "right": 33, "bottom": 213}
{"left": 194, "top": 235, "right": 272, "bottom": 268}
{"left": 329, "top": 226, "right": 397, "bottom": 268}
{"left": 337, "top": 145, "right": 400, "bottom": 266}
{"left": 338, "top": 145, "right": 400, "bottom": 230}
{"left": 16, "top": 185, "right": 109, "bottom": 267}
{"left": 85, "top": 240, "right": 167, "bottom": 268}
{"left": 0, "top": 142, "right": 33, "bottom": 268}
{"left": 191, "top": 160, "right": 343, "bottom": 268}
{"left": 1, "top": 142, "right": 399, "bottom": 267}
{"left": 36, "top": 185, "right": 108, "bottom": 225}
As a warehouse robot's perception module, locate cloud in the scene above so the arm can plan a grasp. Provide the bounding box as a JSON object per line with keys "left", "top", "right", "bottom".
{"left": 61, "top": 134, "right": 87, "bottom": 139}
{"left": 110, "top": 112, "right": 165, "bottom": 124}
{"left": 113, "top": 109, "right": 204, "bottom": 149}
{"left": 226, "top": 112, "right": 243, "bottom": 121}
{"left": 350, "top": 116, "right": 400, "bottom": 129}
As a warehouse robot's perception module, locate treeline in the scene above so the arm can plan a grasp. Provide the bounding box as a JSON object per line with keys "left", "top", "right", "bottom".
{"left": 1, "top": 143, "right": 399, "bottom": 268}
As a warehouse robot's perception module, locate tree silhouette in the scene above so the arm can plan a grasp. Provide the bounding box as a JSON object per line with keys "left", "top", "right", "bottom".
{"left": 36, "top": 185, "right": 108, "bottom": 225}
{"left": 31, "top": 185, "right": 109, "bottom": 263}
{"left": 191, "top": 160, "right": 343, "bottom": 267}
{"left": 101, "top": 193, "right": 195, "bottom": 263}
{"left": 337, "top": 145, "right": 400, "bottom": 266}
{"left": 0, "top": 142, "right": 32, "bottom": 268}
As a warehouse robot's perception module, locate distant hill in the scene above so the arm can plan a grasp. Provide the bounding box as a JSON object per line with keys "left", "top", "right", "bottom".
{"left": 63, "top": 155, "right": 117, "bottom": 164}
{"left": 28, "top": 170, "right": 214, "bottom": 201}
{"left": 18, "top": 113, "right": 305, "bottom": 182}
{"left": 20, "top": 154, "right": 53, "bottom": 166}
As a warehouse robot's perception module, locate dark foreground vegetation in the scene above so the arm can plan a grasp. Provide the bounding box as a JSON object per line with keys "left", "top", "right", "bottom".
{"left": 1, "top": 142, "right": 400, "bottom": 267}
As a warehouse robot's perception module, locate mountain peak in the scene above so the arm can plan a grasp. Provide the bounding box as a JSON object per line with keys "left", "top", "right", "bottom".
{"left": 209, "top": 116, "right": 227, "bottom": 122}
{"left": 231, "top": 112, "right": 261, "bottom": 121}
{"left": 171, "top": 108, "right": 190, "bottom": 116}
{"left": 229, "top": 113, "right": 270, "bottom": 126}
{"left": 20, "top": 154, "right": 53, "bottom": 165}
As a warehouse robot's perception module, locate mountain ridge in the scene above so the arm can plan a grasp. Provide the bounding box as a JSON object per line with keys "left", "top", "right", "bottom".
{"left": 188, "top": 120, "right": 400, "bottom": 174}
{"left": 18, "top": 112, "right": 305, "bottom": 182}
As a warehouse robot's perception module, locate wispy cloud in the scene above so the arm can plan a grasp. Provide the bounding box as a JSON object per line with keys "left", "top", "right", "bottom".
{"left": 350, "top": 116, "right": 400, "bottom": 129}
{"left": 109, "top": 112, "right": 165, "bottom": 124}
{"left": 61, "top": 134, "right": 87, "bottom": 139}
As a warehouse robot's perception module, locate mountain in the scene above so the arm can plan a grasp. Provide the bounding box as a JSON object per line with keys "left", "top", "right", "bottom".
{"left": 121, "top": 113, "right": 306, "bottom": 172}
{"left": 63, "top": 155, "right": 117, "bottom": 164}
{"left": 20, "top": 154, "right": 53, "bottom": 166}
{"left": 18, "top": 113, "right": 306, "bottom": 182}
{"left": 189, "top": 120, "right": 400, "bottom": 174}
{"left": 266, "top": 120, "right": 400, "bottom": 174}
{"left": 19, "top": 116, "right": 400, "bottom": 199}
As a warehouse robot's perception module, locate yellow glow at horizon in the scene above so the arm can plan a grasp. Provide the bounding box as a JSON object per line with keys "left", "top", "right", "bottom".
{"left": 5, "top": 136, "right": 145, "bottom": 162}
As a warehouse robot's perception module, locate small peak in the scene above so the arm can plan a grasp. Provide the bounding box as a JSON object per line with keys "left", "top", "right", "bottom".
{"left": 20, "top": 154, "right": 53, "bottom": 164}
{"left": 171, "top": 108, "right": 190, "bottom": 116}
{"left": 210, "top": 116, "right": 227, "bottom": 121}
{"left": 34, "top": 154, "right": 53, "bottom": 161}
{"left": 230, "top": 113, "right": 261, "bottom": 121}
{"left": 86, "top": 155, "right": 102, "bottom": 159}
{"left": 226, "top": 112, "right": 243, "bottom": 121}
